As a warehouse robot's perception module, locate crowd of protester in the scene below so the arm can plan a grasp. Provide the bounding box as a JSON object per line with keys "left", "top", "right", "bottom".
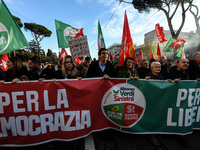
{"left": 0, "top": 48, "right": 200, "bottom": 83}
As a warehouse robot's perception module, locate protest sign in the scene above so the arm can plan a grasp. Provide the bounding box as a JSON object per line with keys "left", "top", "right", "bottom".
{"left": 68, "top": 35, "right": 90, "bottom": 58}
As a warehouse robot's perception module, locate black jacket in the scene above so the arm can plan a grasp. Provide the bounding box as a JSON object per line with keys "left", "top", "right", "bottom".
{"left": 86, "top": 60, "right": 115, "bottom": 78}
{"left": 5, "top": 66, "right": 28, "bottom": 82}
{"left": 168, "top": 66, "right": 190, "bottom": 80}
{"left": 28, "top": 67, "right": 55, "bottom": 80}
{"left": 188, "top": 60, "right": 200, "bottom": 80}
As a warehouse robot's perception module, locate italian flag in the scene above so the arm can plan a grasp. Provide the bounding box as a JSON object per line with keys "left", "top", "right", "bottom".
{"left": 98, "top": 20, "right": 106, "bottom": 50}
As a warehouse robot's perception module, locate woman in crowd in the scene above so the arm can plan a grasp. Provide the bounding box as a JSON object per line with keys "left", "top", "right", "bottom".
{"left": 5, "top": 56, "right": 28, "bottom": 83}
{"left": 56, "top": 55, "right": 81, "bottom": 79}
{"left": 145, "top": 61, "right": 164, "bottom": 80}
{"left": 117, "top": 57, "right": 139, "bottom": 79}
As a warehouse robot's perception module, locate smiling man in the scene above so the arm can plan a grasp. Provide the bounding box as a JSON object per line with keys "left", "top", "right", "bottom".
{"left": 168, "top": 58, "right": 190, "bottom": 81}
{"left": 86, "top": 48, "right": 115, "bottom": 79}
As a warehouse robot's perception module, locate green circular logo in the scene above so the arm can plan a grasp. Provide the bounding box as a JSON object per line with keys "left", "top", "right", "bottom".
{"left": 63, "top": 26, "right": 78, "bottom": 44}
{"left": 0, "top": 22, "right": 10, "bottom": 53}
{"left": 102, "top": 83, "right": 146, "bottom": 128}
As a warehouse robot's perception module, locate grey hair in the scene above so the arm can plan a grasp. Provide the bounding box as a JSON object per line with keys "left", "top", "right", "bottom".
{"left": 193, "top": 52, "right": 200, "bottom": 59}
{"left": 150, "top": 61, "right": 161, "bottom": 69}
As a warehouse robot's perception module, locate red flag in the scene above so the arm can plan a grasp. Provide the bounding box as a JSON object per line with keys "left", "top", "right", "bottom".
{"left": 59, "top": 48, "right": 68, "bottom": 61}
{"left": 118, "top": 10, "right": 135, "bottom": 66}
{"left": 109, "top": 53, "right": 114, "bottom": 62}
{"left": 0, "top": 54, "right": 8, "bottom": 71}
{"left": 155, "top": 24, "right": 167, "bottom": 43}
{"left": 139, "top": 48, "right": 144, "bottom": 65}
{"left": 135, "top": 57, "right": 138, "bottom": 65}
{"left": 74, "top": 57, "right": 82, "bottom": 66}
{"left": 157, "top": 43, "right": 162, "bottom": 60}
{"left": 149, "top": 51, "right": 154, "bottom": 61}
{"left": 74, "top": 28, "right": 84, "bottom": 38}
{"left": 169, "top": 38, "right": 186, "bottom": 51}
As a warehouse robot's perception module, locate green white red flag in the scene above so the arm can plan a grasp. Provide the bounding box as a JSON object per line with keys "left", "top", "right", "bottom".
{"left": 55, "top": 20, "right": 84, "bottom": 48}
{"left": 118, "top": 10, "right": 135, "bottom": 66}
{"left": 176, "top": 44, "right": 185, "bottom": 58}
{"left": 98, "top": 20, "right": 106, "bottom": 50}
{"left": 0, "top": 0, "right": 28, "bottom": 55}
{"left": 169, "top": 38, "right": 185, "bottom": 51}
{"left": 163, "top": 38, "right": 176, "bottom": 52}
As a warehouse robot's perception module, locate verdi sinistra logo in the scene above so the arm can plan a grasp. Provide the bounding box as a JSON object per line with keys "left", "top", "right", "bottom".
{"left": 0, "top": 22, "right": 10, "bottom": 53}
{"left": 102, "top": 83, "right": 146, "bottom": 128}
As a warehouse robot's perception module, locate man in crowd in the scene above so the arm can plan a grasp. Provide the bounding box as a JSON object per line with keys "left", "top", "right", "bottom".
{"left": 159, "top": 55, "right": 170, "bottom": 79}
{"left": 77, "top": 56, "right": 91, "bottom": 78}
{"left": 168, "top": 58, "right": 190, "bottom": 81}
{"left": 86, "top": 48, "right": 115, "bottom": 79}
{"left": 27, "top": 56, "right": 55, "bottom": 80}
{"left": 137, "top": 59, "right": 150, "bottom": 79}
{"left": 188, "top": 52, "right": 200, "bottom": 80}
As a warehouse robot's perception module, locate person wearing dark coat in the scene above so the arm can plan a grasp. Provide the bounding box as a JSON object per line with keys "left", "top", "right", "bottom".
{"left": 56, "top": 55, "right": 80, "bottom": 79}
{"left": 27, "top": 56, "right": 55, "bottom": 80}
{"left": 188, "top": 52, "right": 200, "bottom": 80}
{"left": 168, "top": 58, "right": 190, "bottom": 81}
{"left": 145, "top": 61, "right": 164, "bottom": 80}
{"left": 5, "top": 56, "right": 28, "bottom": 83}
{"left": 86, "top": 48, "right": 115, "bottom": 78}
{"left": 159, "top": 55, "right": 170, "bottom": 79}
{"left": 137, "top": 59, "right": 150, "bottom": 79}
{"left": 0, "top": 68, "right": 6, "bottom": 80}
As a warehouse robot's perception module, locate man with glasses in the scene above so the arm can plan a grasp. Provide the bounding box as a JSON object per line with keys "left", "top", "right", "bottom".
{"left": 86, "top": 48, "right": 115, "bottom": 79}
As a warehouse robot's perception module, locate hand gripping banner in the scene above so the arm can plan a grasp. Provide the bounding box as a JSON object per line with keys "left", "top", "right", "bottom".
{"left": 0, "top": 79, "right": 200, "bottom": 146}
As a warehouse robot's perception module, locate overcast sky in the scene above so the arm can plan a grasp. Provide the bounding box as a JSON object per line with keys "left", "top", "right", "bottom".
{"left": 4, "top": 0, "right": 200, "bottom": 59}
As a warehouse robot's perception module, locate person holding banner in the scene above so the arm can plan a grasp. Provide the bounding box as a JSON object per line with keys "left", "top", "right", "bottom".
{"left": 56, "top": 55, "right": 81, "bottom": 79}
{"left": 188, "top": 52, "right": 200, "bottom": 81}
{"left": 77, "top": 56, "right": 91, "bottom": 78}
{"left": 159, "top": 55, "right": 170, "bottom": 79}
{"left": 27, "top": 56, "right": 55, "bottom": 81}
{"left": 86, "top": 48, "right": 115, "bottom": 79}
{"left": 137, "top": 59, "right": 150, "bottom": 79}
{"left": 117, "top": 57, "right": 139, "bottom": 79}
{"left": 4, "top": 56, "right": 28, "bottom": 83}
{"left": 168, "top": 58, "right": 190, "bottom": 81}
{"left": 145, "top": 61, "right": 164, "bottom": 80}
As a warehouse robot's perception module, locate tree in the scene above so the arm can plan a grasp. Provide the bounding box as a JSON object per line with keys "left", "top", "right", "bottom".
{"left": 189, "top": 4, "right": 200, "bottom": 37}
{"left": 120, "top": 0, "right": 193, "bottom": 39}
{"left": 47, "top": 49, "right": 53, "bottom": 57}
{"left": 24, "top": 23, "right": 52, "bottom": 57}
{"left": 141, "top": 41, "right": 157, "bottom": 60}
{"left": 26, "top": 40, "right": 39, "bottom": 55}
{"left": 13, "top": 15, "right": 23, "bottom": 28}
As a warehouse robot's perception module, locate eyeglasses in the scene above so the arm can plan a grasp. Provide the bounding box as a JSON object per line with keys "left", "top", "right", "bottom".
{"left": 66, "top": 61, "right": 72, "bottom": 64}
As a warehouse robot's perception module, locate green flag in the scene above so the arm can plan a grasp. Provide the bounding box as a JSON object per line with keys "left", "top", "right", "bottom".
{"left": 163, "top": 38, "right": 176, "bottom": 52}
{"left": 176, "top": 44, "right": 185, "bottom": 58}
{"left": 55, "top": 20, "right": 79, "bottom": 48}
{"left": 98, "top": 20, "right": 106, "bottom": 50}
{"left": 0, "top": 0, "right": 28, "bottom": 55}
